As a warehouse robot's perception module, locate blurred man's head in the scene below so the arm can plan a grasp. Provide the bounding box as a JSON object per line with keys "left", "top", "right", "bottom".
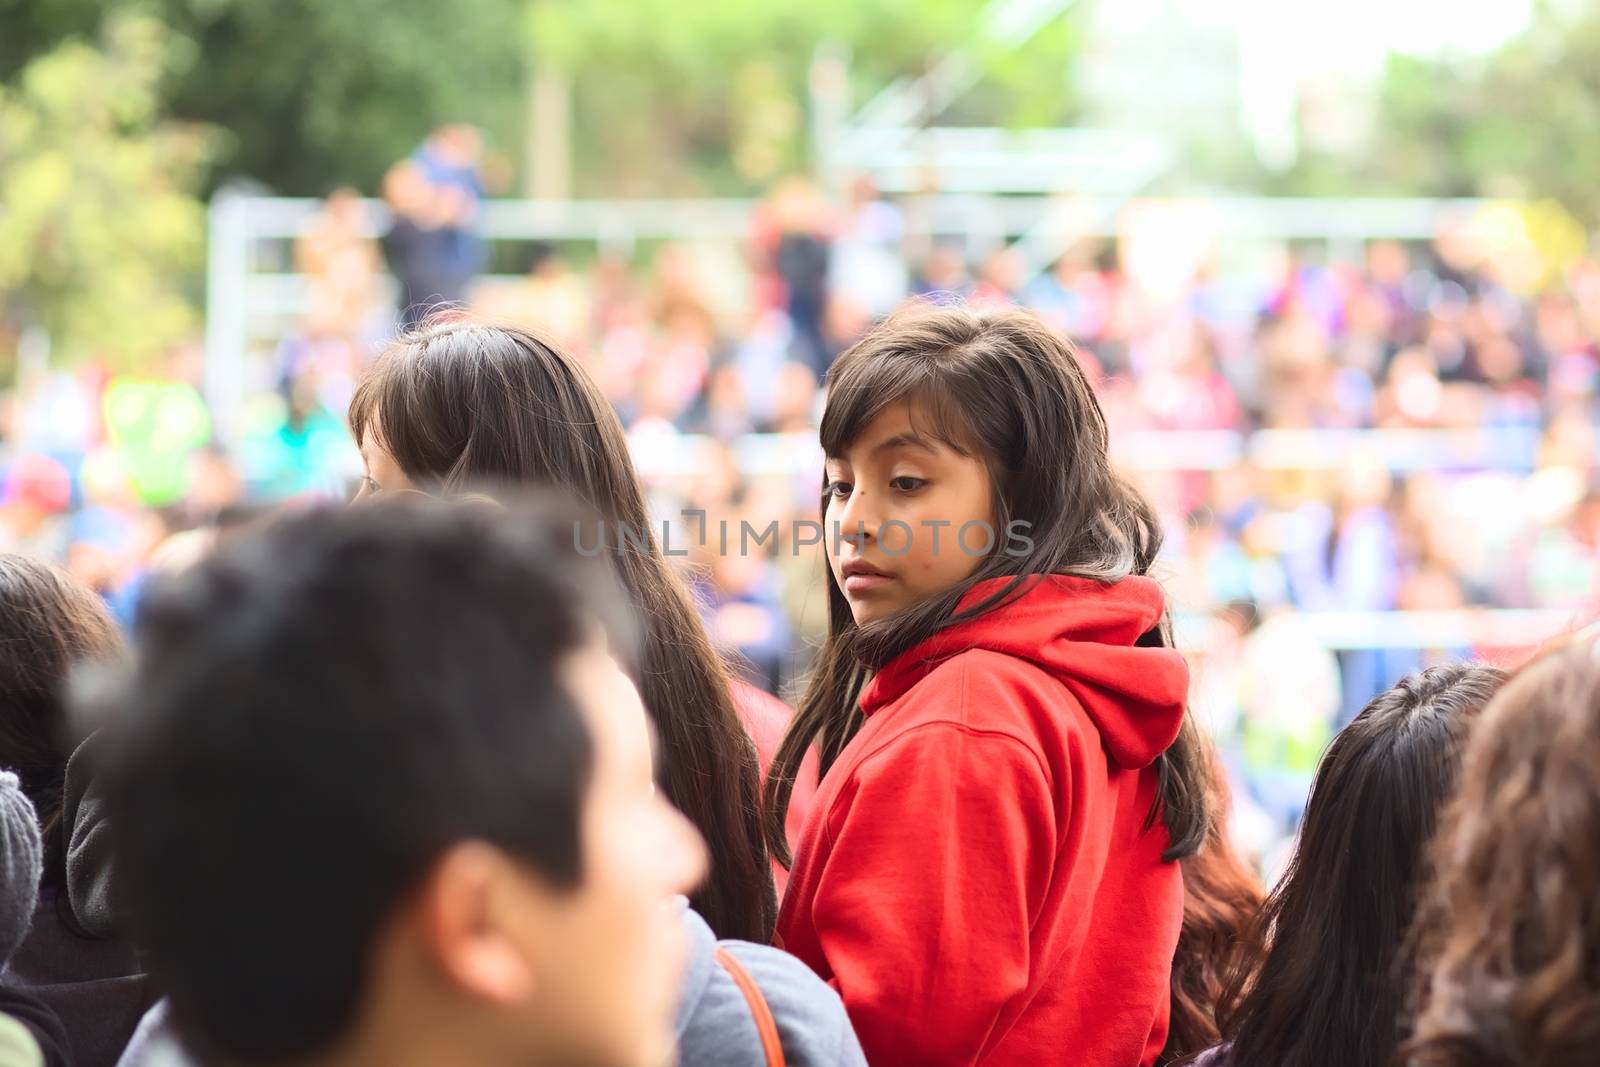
{"left": 99, "top": 497, "right": 707, "bottom": 1067}
{"left": 432, "top": 123, "right": 484, "bottom": 166}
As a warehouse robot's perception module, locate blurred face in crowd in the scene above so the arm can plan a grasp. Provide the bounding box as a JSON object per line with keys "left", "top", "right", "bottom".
{"left": 824, "top": 401, "right": 995, "bottom": 626}
{"left": 388, "top": 637, "right": 705, "bottom": 1067}
{"left": 511, "top": 638, "right": 709, "bottom": 1067}
{"left": 433, "top": 124, "right": 484, "bottom": 166}
{"left": 355, "top": 417, "right": 415, "bottom": 501}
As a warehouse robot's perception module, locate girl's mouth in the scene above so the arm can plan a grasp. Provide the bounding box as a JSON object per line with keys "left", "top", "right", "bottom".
{"left": 841, "top": 559, "right": 894, "bottom": 595}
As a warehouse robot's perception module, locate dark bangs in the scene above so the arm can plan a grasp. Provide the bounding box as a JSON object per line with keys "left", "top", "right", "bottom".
{"left": 347, "top": 330, "right": 472, "bottom": 494}
{"left": 820, "top": 345, "right": 986, "bottom": 467}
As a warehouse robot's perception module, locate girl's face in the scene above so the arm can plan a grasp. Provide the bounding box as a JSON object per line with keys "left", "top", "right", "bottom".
{"left": 354, "top": 416, "right": 416, "bottom": 502}
{"left": 824, "top": 401, "right": 995, "bottom": 626}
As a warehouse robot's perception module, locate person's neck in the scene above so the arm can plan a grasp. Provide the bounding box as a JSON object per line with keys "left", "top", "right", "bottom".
{"left": 290, "top": 1024, "right": 484, "bottom": 1067}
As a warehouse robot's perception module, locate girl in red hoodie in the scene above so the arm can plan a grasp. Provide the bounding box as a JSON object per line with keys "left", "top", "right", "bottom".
{"left": 763, "top": 304, "right": 1211, "bottom": 1066}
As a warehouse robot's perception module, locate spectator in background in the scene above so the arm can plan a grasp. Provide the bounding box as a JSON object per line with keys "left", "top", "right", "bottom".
{"left": 0, "top": 555, "right": 151, "bottom": 1067}
{"left": 763, "top": 178, "right": 832, "bottom": 379}
{"left": 411, "top": 124, "right": 488, "bottom": 297}
{"left": 730, "top": 308, "right": 797, "bottom": 431}
{"left": 283, "top": 187, "right": 378, "bottom": 433}
{"left": 655, "top": 306, "right": 717, "bottom": 432}
{"left": 1513, "top": 486, "right": 1600, "bottom": 614}
{"left": 685, "top": 490, "right": 791, "bottom": 695}
{"left": 646, "top": 246, "right": 717, "bottom": 339}
{"left": 381, "top": 161, "right": 454, "bottom": 329}
{"left": 1144, "top": 331, "right": 1242, "bottom": 434}
{"left": 381, "top": 125, "right": 486, "bottom": 329}
{"left": 1474, "top": 334, "right": 1542, "bottom": 430}
{"left": 0, "top": 455, "right": 72, "bottom": 563}
{"left": 1232, "top": 604, "right": 1343, "bottom": 849}
{"left": 968, "top": 247, "right": 1024, "bottom": 309}
{"left": 65, "top": 450, "right": 167, "bottom": 617}
{"left": 828, "top": 175, "right": 907, "bottom": 322}
{"left": 912, "top": 242, "right": 971, "bottom": 303}
{"left": 1022, "top": 252, "right": 1091, "bottom": 337}
{"left": 171, "top": 445, "right": 244, "bottom": 534}
{"left": 766, "top": 362, "right": 821, "bottom": 435}
{"left": 681, "top": 363, "right": 755, "bottom": 442}
{"left": 473, "top": 244, "right": 591, "bottom": 358}
{"left": 1254, "top": 301, "right": 1336, "bottom": 429}
{"left": 1283, "top": 456, "right": 1408, "bottom": 726}
{"left": 294, "top": 188, "right": 382, "bottom": 343}
{"left": 819, "top": 292, "right": 872, "bottom": 368}
{"left": 1361, "top": 239, "right": 1416, "bottom": 345}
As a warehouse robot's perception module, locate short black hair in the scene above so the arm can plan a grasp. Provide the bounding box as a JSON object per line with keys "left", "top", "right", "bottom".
{"left": 99, "top": 495, "right": 635, "bottom": 1067}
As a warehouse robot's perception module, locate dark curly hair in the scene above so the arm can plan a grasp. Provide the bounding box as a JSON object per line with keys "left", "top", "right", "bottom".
{"left": 1406, "top": 639, "right": 1600, "bottom": 1066}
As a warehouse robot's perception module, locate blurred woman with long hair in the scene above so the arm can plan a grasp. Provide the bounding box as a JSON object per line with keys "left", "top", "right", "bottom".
{"left": 1196, "top": 664, "right": 1506, "bottom": 1067}
{"left": 349, "top": 319, "right": 782, "bottom": 941}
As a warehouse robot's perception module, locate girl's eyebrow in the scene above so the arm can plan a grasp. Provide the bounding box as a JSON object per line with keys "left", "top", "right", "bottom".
{"left": 826, "top": 432, "right": 941, "bottom": 466}
{"left": 870, "top": 432, "right": 940, "bottom": 456}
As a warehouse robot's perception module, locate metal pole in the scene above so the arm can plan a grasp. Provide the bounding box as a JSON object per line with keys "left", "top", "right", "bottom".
{"left": 809, "top": 41, "right": 851, "bottom": 201}
{"left": 203, "top": 189, "right": 249, "bottom": 450}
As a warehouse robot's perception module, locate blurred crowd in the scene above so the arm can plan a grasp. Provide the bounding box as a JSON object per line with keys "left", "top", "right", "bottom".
{"left": 2, "top": 140, "right": 1597, "bottom": 858}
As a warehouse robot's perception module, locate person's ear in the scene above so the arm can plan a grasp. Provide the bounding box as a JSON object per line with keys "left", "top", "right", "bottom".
{"left": 415, "top": 841, "right": 541, "bottom": 1006}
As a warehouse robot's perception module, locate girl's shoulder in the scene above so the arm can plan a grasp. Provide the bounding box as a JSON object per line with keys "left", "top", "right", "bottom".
{"left": 906, "top": 643, "right": 1092, "bottom": 711}
{"left": 859, "top": 647, "right": 1087, "bottom": 760}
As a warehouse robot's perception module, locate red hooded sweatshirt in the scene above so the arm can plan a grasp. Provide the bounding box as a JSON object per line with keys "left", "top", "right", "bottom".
{"left": 775, "top": 574, "right": 1188, "bottom": 1067}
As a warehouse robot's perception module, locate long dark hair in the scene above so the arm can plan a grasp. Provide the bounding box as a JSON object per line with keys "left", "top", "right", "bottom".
{"left": 0, "top": 554, "right": 125, "bottom": 884}
{"left": 1162, "top": 746, "right": 1265, "bottom": 1065}
{"left": 1406, "top": 640, "right": 1600, "bottom": 1066}
{"left": 763, "top": 303, "right": 1210, "bottom": 866}
{"left": 349, "top": 319, "right": 776, "bottom": 941}
{"left": 1211, "top": 663, "right": 1507, "bottom": 1067}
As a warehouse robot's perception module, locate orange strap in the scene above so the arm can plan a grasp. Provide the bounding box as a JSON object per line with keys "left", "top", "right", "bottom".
{"left": 715, "top": 946, "right": 786, "bottom": 1067}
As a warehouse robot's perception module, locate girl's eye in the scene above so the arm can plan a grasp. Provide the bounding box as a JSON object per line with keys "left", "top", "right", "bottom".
{"left": 824, "top": 480, "right": 852, "bottom": 500}
{"left": 889, "top": 476, "right": 927, "bottom": 492}
{"left": 363, "top": 477, "right": 382, "bottom": 495}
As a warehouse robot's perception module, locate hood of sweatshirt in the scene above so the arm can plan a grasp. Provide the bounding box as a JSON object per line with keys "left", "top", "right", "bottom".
{"left": 859, "top": 574, "right": 1188, "bottom": 769}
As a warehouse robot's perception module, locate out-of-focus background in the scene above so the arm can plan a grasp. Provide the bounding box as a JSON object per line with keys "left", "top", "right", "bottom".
{"left": 3, "top": 0, "right": 1596, "bottom": 869}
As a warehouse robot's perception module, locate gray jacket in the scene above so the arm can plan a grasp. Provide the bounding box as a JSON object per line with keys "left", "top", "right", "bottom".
{"left": 675, "top": 905, "right": 865, "bottom": 1067}
{"left": 119, "top": 906, "right": 866, "bottom": 1067}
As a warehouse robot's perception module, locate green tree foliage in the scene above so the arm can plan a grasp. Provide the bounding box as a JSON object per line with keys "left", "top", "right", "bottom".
{"left": 160, "top": 0, "right": 526, "bottom": 194}
{"left": 5, "top": 0, "right": 1080, "bottom": 197}
{"left": 530, "top": 0, "right": 1084, "bottom": 194}
{"left": 0, "top": 13, "right": 214, "bottom": 370}
{"left": 1394, "top": 2, "right": 1600, "bottom": 226}
{"left": 2, "top": 0, "right": 528, "bottom": 195}
{"left": 1280, "top": 1, "right": 1600, "bottom": 226}
{"left": 0, "top": 0, "right": 104, "bottom": 79}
